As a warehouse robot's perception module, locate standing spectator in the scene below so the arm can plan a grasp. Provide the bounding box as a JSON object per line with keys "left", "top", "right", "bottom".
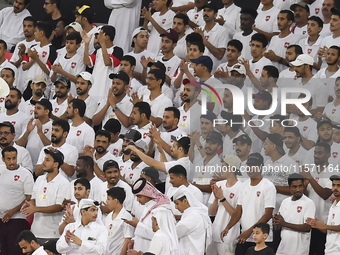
{"left": 290, "top": 2, "right": 310, "bottom": 40}
{"left": 216, "top": 0, "right": 241, "bottom": 32}
{"left": 0, "top": 146, "right": 34, "bottom": 255}
{"left": 283, "top": 126, "right": 308, "bottom": 166}
{"left": 43, "top": 0, "right": 63, "bottom": 49}
{"left": 173, "top": 14, "right": 189, "bottom": 60}
{"left": 75, "top": 5, "right": 96, "bottom": 54}
{"left": 254, "top": 0, "right": 280, "bottom": 40}
{"left": 186, "top": 0, "right": 206, "bottom": 29}
{"left": 320, "top": 0, "right": 335, "bottom": 37}
{"left": 21, "top": 149, "right": 69, "bottom": 244}
{"left": 0, "top": 0, "right": 31, "bottom": 50}
{"left": 105, "top": 0, "right": 142, "bottom": 54}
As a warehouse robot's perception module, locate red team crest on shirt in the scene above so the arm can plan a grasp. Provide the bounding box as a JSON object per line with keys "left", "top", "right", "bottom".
{"left": 315, "top": 177, "right": 319, "bottom": 182}
{"left": 162, "top": 19, "right": 166, "bottom": 24}
{"left": 257, "top": 191, "right": 261, "bottom": 197}
{"left": 43, "top": 187, "right": 47, "bottom": 193}
{"left": 333, "top": 152, "right": 338, "bottom": 158}
{"left": 113, "top": 149, "right": 118, "bottom": 156}
{"left": 71, "top": 62, "right": 76, "bottom": 69}
{"left": 308, "top": 48, "right": 312, "bottom": 54}
{"left": 205, "top": 35, "right": 209, "bottom": 40}
{"left": 30, "top": 110, "right": 34, "bottom": 115}
{"left": 315, "top": 8, "right": 320, "bottom": 14}
{"left": 43, "top": 129, "right": 49, "bottom": 134}
{"left": 265, "top": 16, "right": 270, "bottom": 21}
{"left": 255, "top": 69, "right": 259, "bottom": 74}
{"left": 303, "top": 31, "right": 306, "bottom": 35}
{"left": 332, "top": 109, "right": 336, "bottom": 114}
{"left": 194, "top": 14, "right": 199, "bottom": 19}
{"left": 120, "top": 166, "right": 124, "bottom": 171}
{"left": 55, "top": 108, "right": 59, "bottom": 113}
{"left": 297, "top": 206, "right": 302, "bottom": 213}
{"left": 129, "top": 173, "right": 133, "bottom": 179}
{"left": 11, "top": 121, "right": 16, "bottom": 125}
{"left": 284, "top": 42, "right": 290, "bottom": 48}
{"left": 303, "top": 126, "right": 308, "bottom": 131}
{"left": 42, "top": 51, "right": 47, "bottom": 58}
{"left": 0, "top": 97, "right": 4, "bottom": 102}
{"left": 167, "top": 67, "right": 171, "bottom": 72}
{"left": 76, "top": 130, "right": 82, "bottom": 136}
{"left": 143, "top": 133, "right": 148, "bottom": 139}
{"left": 183, "top": 116, "right": 187, "bottom": 121}
{"left": 14, "top": 175, "right": 20, "bottom": 181}
{"left": 230, "top": 193, "right": 235, "bottom": 199}
{"left": 109, "top": 224, "right": 112, "bottom": 230}
{"left": 333, "top": 214, "right": 335, "bottom": 219}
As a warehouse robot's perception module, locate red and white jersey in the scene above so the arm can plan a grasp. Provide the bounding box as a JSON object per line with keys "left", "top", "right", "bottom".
{"left": 50, "top": 98, "right": 68, "bottom": 118}
{"left": 156, "top": 55, "right": 181, "bottom": 80}
{"left": 308, "top": 0, "right": 323, "bottom": 19}
{"left": 187, "top": 7, "right": 204, "bottom": 27}
{"left": 291, "top": 24, "right": 308, "bottom": 41}
{"left": 66, "top": 121, "right": 95, "bottom": 154}
{"left": 107, "top": 139, "right": 123, "bottom": 158}
{"left": 255, "top": 6, "right": 280, "bottom": 34}
{"left": 298, "top": 35, "right": 323, "bottom": 72}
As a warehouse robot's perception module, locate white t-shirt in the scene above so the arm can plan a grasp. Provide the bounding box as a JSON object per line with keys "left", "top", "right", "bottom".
{"left": 208, "top": 180, "right": 243, "bottom": 243}
{"left": 320, "top": 23, "right": 332, "bottom": 38}
{"left": 233, "top": 31, "right": 256, "bottom": 61}
{"left": 247, "top": 57, "right": 273, "bottom": 93}
{"left": 67, "top": 176, "right": 103, "bottom": 203}
{"left": 156, "top": 55, "right": 181, "bottom": 82}
{"left": 66, "top": 121, "right": 95, "bottom": 154}
{"left": 313, "top": 68, "right": 340, "bottom": 98}
{"left": 122, "top": 161, "right": 148, "bottom": 185}
{"left": 0, "top": 165, "right": 34, "bottom": 220}
{"left": 295, "top": 117, "right": 318, "bottom": 143}
{"left": 82, "top": 95, "right": 98, "bottom": 120}
{"left": 244, "top": 115, "right": 270, "bottom": 153}
{"left": 287, "top": 145, "right": 308, "bottom": 166}
{"left": 298, "top": 35, "right": 323, "bottom": 70}
{"left": 309, "top": 0, "right": 323, "bottom": 19}
{"left": 129, "top": 78, "right": 143, "bottom": 95}
{"left": 50, "top": 98, "right": 68, "bottom": 118}
{"left": 93, "top": 151, "right": 118, "bottom": 171}
{"left": 323, "top": 101, "right": 340, "bottom": 124}
{"left": 237, "top": 178, "right": 276, "bottom": 242}
{"left": 148, "top": 230, "right": 172, "bottom": 255}
{"left": 107, "top": 139, "right": 123, "bottom": 158}
{"left": 177, "top": 101, "right": 201, "bottom": 134}
{"left": 31, "top": 173, "right": 69, "bottom": 238}
{"left": 36, "top": 142, "right": 78, "bottom": 181}
{"left": 255, "top": 6, "right": 280, "bottom": 33}
{"left": 138, "top": 89, "right": 173, "bottom": 119}
{"left": 276, "top": 195, "right": 316, "bottom": 255}
{"left": 222, "top": 130, "right": 244, "bottom": 157}
{"left": 174, "top": 35, "right": 188, "bottom": 60}
{"left": 127, "top": 50, "right": 156, "bottom": 74}
{"left": 95, "top": 94, "right": 133, "bottom": 134}
{"left": 319, "top": 35, "right": 340, "bottom": 69}
{"left": 147, "top": 10, "right": 176, "bottom": 56}
{"left": 187, "top": 7, "right": 204, "bottom": 28}
{"left": 0, "top": 110, "right": 30, "bottom": 141}
{"left": 292, "top": 24, "right": 308, "bottom": 41}
{"left": 217, "top": 4, "right": 241, "bottom": 32}
{"left": 171, "top": 0, "right": 194, "bottom": 7}
{"left": 19, "top": 96, "right": 44, "bottom": 118}
{"left": 0, "top": 143, "right": 33, "bottom": 172}
{"left": 324, "top": 200, "right": 340, "bottom": 255}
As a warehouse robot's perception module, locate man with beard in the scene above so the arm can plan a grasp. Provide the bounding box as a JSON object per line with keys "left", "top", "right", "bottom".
{"left": 273, "top": 174, "right": 315, "bottom": 255}
{"left": 313, "top": 46, "right": 340, "bottom": 101}
{"left": 290, "top": 54, "right": 328, "bottom": 116}
{"left": 65, "top": 98, "right": 95, "bottom": 155}
{"left": 283, "top": 126, "right": 308, "bottom": 167}
{"left": 35, "top": 119, "right": 78, "bottom": 181}
{"left": 130, "top": 101, "right": 152, "bottom": 138}
{"left": 177, "top": 79, "right": 201, "bottom": 135}
{"left": 0, "top": 121, "right": 33, "bottom": 172}
{"left": 173, "top": 14, "right": 189, "bottom": 59}
{"left": 95, "top": 160, "right": 134, "bottom": 217}
{"left": 320, "top": 0, "right": 335, "bottom": 37}
{"left": 1, "top": 68, "right": 15, "bottom": 89}
{"left": 84, "top": 130, "right": 117, "bottom": 178}
{"left": 278, "top": 45, "right": 303, "bottom": 82}
{"left": 0, "top": 146, "right": 34, "bottom": 255}
{"left": 18, "top": 230, "right": 47, "bottom": 255}
{"left": 290, "top": 2, "right": 310, "bottom": 40}
{"left": 17, "top": 99, "right": 53, "bottom": 169}
{"left": 19, "top": 75, "right": 47, "bottom": 117}
{"left": 233, "top": 134, "right": 252, "bottom": 168}
{"left": 103, "top": 119, "right": 123, "bottom": 157}
{"left": 93, "top": 71, "right": 133, "bottom": 134}
{"left": 10, "top": 16, "right": 38, "bottom": 93}
{"left": 0, "top": 88, "right": 30, "bottom": 141}
{"left": 21, "top": 149, "right": 69, "bottom": 244}
{"left": 0, "top": 0, "right": 31, "bottom": 50}
{"left": 307, "top": 175, "right": 340, "bottom": 254}
{"left": 300, "top": 142, "right": 333, "bottom": 255}
{"left": 123, "top": 139, "right": 149, "bottom": 186}
{"left": 50, "top": 77, "right": 70, "bottom": 118}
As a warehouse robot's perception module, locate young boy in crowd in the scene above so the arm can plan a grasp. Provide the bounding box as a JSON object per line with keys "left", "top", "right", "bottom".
{"left": 119, "top": 55, "right": 142, "bottom": 95}
{"left": 246, "top": 223, "right": 274, "bottom": 255}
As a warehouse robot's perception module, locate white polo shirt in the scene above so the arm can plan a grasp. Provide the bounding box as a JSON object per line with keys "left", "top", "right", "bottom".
{"left": 217, "top": 4, "right": 241, "bottom": 32}
{"left": 105, "top": 208, "right": 134, "bottom": 255}
{"left": 66, "top": 121, "right": 95, "bottom": 154}
{"left": 50, "top": 98, "right": 68, "bottom": 118}
{"left": 31, "top": 173, "right": 69, "bottom": 238}
{"left": 298, "top": 35, "right": 323, "bottom": 70}
{"left": 93, "top": 151, "right": 117, "bottom": 171}
{"left": 123, "top": 161, "right": 148, "bottom": 185}
{"left": 36, "top": 142, "right": 78, "bottom": 181}
{"left": 138, "top": 89, "right": 173, "bottom": 119}
{"left": 237, "top": 178, "right": 276, "bottom": 242}
{"left": 127, "top": 50, "right": 156, "bottom": 74}
{"left": 323, "top": 101, "right": 340, "bottom": 124}
{"left": 95, "top": 94, "right": 133, "bottom": 134}
{"left": 0, "top": 165, "right": 34, "bottom": 220}
{"left": 247, "top": 57, "right": 273, "bottom": 93}
{"left": 208, "top": 180, "right": 243, "bottom": 243}
{"left": 82, "top": 95, "right": 98, "bottom": 120}
{"left": 233, "top": 31, "right": 257, "bottom": 61}
{"left": 0, "top": 143, "right": 33, "bottom": 172}
{"left": 255, "top": 6, "right": 280, "bottom": 34}
{"left": 187, "top": 7, "right": 204, "bottom": 28}
{"left": 68, "top": 176, "right": 103, "bottom": 203}
{"left": 178, "top": 101, "right": 201, "bottom": 134}
{"left": 107, "top": 139, "right": 123, "bottom": 157}
{"left": 295, "top": 117, "right": 318, "bottom": 143}
{"left": 276, "top": 195, "right": 316, "bottom": 255}
{"left": 324, "top": 200, "right": 340, "bottom": 255}
{"left": 0, "top": 111, "right": 30, "bottom": 141}
{"left": 292, "top": 25, "right": 308, "bottom": 41}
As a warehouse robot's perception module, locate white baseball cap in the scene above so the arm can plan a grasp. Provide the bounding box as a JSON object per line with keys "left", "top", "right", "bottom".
{"left": 79, "top": 199, "right": 99, "bottom": 210}
{"left": 66, "top": 22, "right": 82, "bottom": 33}
{"left": 230, "top": 63, "right": 246, "bottom": 75}
{"left": 131, "top": 27, "right": 149, "bottom": 40}
{"left": 289, "top": 54, "right": 314, "bottom": 67}
{"left": 77, "top": 72, "right": 94, "bottom": 85}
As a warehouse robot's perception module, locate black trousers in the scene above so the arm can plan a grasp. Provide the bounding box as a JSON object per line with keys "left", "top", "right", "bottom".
{"left": 0, "top": 218, "right": 27, "bottom": 255}
{"left": 309, "top": 228, "right": 326, "bottom": 255}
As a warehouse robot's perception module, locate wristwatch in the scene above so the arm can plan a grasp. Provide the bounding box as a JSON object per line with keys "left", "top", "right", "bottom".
{"left": 220, "top": 198, "right": 226, "bottom": 203}
{"left": 112, "top": 106, "right": 119, "bottom": 112}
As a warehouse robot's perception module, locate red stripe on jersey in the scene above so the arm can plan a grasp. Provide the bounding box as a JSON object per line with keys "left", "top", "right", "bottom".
{"left": 46, "top": 60, "right": 52, "bottom": 69}
{"left": 173, "top": 68, "right": 179, "bottom": 78}
{"left": 90, "top": 54, "right": 96, "bottom": 66}
{"left": 23, "top": 55, "right": 29, "bottom": 63}
{"left": 291, "top": 25, "right": 296, "bottom": 33}
{"left": 110, "top": 55, "right": 120, "bottom": 67}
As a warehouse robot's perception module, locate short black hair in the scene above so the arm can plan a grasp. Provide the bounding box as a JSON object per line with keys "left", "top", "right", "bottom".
{"left": 50, "top": 0, "right": 61, "bottom": 9}
{"left": 253, "top": 222, "right": 270, "bottom": 234}
{"left": 95, "top": 130, "right": 111, "bottom": 143}
{"left": 287, "top": 44, "right": 303, "bottom": 55}
{"left": 1, "top": 145, "right": 17, "bottom": 158}
{"left": 174, "top": 13, "right": 189, "bottom": 26}
{"left": 52, "top": 118, "right": 70, "bottom": 133}
{"left": 279, "top": 10, "right": 294, "bottom": 22}
{"left": 70, "top": 98, "right": 86, "bottom": 117}
{"left": 251, "top": 33, "right": 268, "bottom": 48}
{"left": 288, "top": 173, "right": 304, "bottom": 186}
{"left": 23, "top": 0, "right": 31, "bottom": 5}
{"left": 298, "top": 93, "right": 313, "bottom": 107}
{"left": 240, "top": 7, "right": 258, "bottom": 19}
{"left": 329, "top": 45, "right": 340, "bottom": 57}
{"left": 36, "top": 21, "right": 53, "bottom": 39}
{"left": 101, "top": 25, "right": 116, "bottom": 42}
{"left": 74, "top": 178, "right": 91, "bottom": 190}
{"left": 66, "top": 31, "right": 82, "bottom": 44}
{"left": 330, "top": 175, "right": 340, "bottom": 181}
{"left": 148, "top": 69, "right": 165, "bottom": 87}
{"left": 1, "top": 67, "right": 15, "bottom": 78}
{"left": 78, "top": 155, "right": 94, "bottom": 170}
{"left": 186, "top": 32, "right": 203, "bottom": 44}
{"left": 23, "top": 16, "right": 37, "bottom": 27}
{"left": 10, "top": 87, "right": 22, "bottom": 99}
{"left": 189, "top": 40, "right": 205, "bottom": 53}
{"left": 165, "top": 106, "right": 180, "bottom": 120}
{"left": 228, "top": 39, "right": 243, "bottom": 52}
{"left": 315, "top": 142, "right": 331, "bottom": 154}
{"left": 168, "top": 164, "right": 187, "bottom": 178}
{"left": 107, "top": 186, "right": 126, "bottom": 204}
{"left": 131, "top": 28, "right": 148, "bottom": 48}
{"left": 134, "top": 101, "right": 151, "bottom": 120}
{"left": 17, "top": 230, "right": 37, "bottom": 244}
{"left": 103, "top": 119, "right": 121, "bottom": 134}
{"left": 263, "top": 65, "right": 279, "bottom": 82}
{"left": 308, "top": 15, "right": 324, "bottom": 28}
{"left": 0, "top": 121, "right": 15, "bottom": 133}
{"left": 121, "top": 55, "right": 136, "bottom": 67}
{"left": 0, "top": 39, "right": 7, "bottom": 50}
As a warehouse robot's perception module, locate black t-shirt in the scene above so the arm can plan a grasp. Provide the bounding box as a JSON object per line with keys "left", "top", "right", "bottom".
{"left": 245, "top": 246, "right": 275, "bottom": 255}
{"left": 44, "top": 16, "right": 64, "bottom": 49}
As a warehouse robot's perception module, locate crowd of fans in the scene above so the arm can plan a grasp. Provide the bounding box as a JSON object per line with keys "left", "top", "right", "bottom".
{"left": 0, "top": 0, "right": 340, "bottom": 254}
